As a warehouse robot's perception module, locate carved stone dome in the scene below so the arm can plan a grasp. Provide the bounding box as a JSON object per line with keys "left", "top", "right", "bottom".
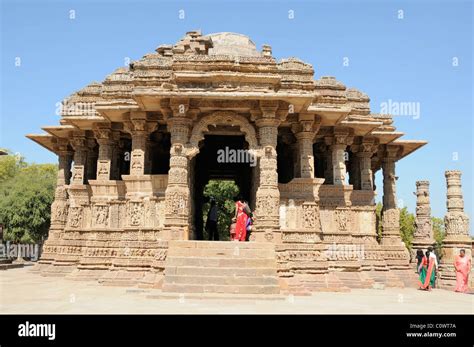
{"left": 206, "top": 32, "right": 261, "bottom": 57}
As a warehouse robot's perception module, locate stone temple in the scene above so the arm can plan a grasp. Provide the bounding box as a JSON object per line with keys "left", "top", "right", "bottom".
{"left": 28, "top": 31, "right": 434, "bottom": 293}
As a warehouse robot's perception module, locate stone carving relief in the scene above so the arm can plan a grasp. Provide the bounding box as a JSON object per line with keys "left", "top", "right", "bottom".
{"left": 68, "top": 207, "right": 83, "bottom": 228}
{"left": 93, "top": 205, "right": 109, "bottom": 227}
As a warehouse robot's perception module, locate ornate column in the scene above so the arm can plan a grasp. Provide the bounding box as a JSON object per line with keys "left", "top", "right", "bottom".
{"left": 50, "top": 139, "right": 73, "bottom": 230}
{"left": 439, "top": 170, "right": 472, "bottom": 288}
{"left": 323, "top": 142, "right": 334, "bottom": 184}
{"left": 348, "top": 152, "right": 361, "bottom": 189}
{"left": 380, "top": 144, "right": 409, "bottom": 268}
{"left": 128, "top": 115, "right": 148, "bottom": 176}
{"left": 86, "top": 138, "right": 98, "bottom": 181}
{"left": 326, "top": 128, "right": 352, "bottom": 186}
{"left": 94, "top": 126, "right": 114, "bottom": 181}
{"left": 163, "top": 114, "right": 193, "bottom": 240}
{"left": 70, "top": 134, "right": 88, "bottom": 185}
{"left": 357, "top": 138, "right": 377, "bottom": 191}
{"left": 291, "top": 114, "right": 320, "bottom": 178}
{"left": 254, "top": 105, "right": 281, "bottom": 241}
{"left": 111, "top": 130, "right": 123, "bottom": 180}
{"left": 411, "top": 181, "right": 435, "bottom": 262}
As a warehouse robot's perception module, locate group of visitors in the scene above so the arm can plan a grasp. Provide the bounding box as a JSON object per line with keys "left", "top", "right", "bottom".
{"left": 204, "top": 195, "right": 254, "bottom": 242}
{"left": 415, "top": 246, "right": 471, "bottom": 293}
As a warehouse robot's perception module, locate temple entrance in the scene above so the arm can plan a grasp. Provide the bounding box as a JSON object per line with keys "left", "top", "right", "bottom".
{"left": 191, "top": 134, "right": 254, "bottom": 240}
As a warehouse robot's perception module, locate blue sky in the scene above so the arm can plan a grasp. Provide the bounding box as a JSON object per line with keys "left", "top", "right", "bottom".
{"left": 1, "top": 0, "right": 472, "bottom": 229}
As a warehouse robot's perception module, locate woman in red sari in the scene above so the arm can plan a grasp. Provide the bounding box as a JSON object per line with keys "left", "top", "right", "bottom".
{"left": 233, "top": 196, "right": 248, "bottom": 242}
{"left": 419, "top": 250, "right": 436, "bottom": 291}
{"left": 454, "top": 249, "right": 471, "bottom": 293}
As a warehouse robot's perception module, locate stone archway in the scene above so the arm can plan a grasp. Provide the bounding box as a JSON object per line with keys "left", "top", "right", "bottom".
{"left": 188, "top": 111, "right": 259, "bottom": 157}
{"left": 187, "top": 111, "right": 260, "bottom": 240}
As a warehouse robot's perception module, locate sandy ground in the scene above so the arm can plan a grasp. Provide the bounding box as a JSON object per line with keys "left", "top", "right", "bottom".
{"left": 1, "top": 267, "right": 472, "bottom": 314}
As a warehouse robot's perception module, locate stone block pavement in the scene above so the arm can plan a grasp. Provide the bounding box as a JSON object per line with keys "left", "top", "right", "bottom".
{"left": 0, "top": 268, "right": 472, "bottom": 314}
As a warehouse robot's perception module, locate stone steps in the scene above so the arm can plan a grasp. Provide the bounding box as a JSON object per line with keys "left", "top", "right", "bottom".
{"left": 168, "top": 266, "right": 277, "bottom": 277}
{"left": 165, "top": 256, "right": 277, "bottom": 268}
{"left": 162, "top": 241, "right": 280, "bottom": 295}
{"left": 162, "top": 283, "right": 280, "bottom": 294}
{"left": 165, "top": 274, "right": 279, "bottom": 286}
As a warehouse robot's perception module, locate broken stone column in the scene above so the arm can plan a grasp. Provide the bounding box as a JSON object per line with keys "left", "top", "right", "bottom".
{"left": 439, "top": 170, "right": 472, "bottom": 289}
{"left": 411, "top": 181, "right": 435, "bottom": 264}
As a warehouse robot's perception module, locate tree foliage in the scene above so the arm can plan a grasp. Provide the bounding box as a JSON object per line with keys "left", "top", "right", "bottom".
{"left": 399, "top": 206, "right": 415, "bottom": 250}
{"left": 202, "top": 179, "right": 240, "bottom": 240}
{"left": 0, "top": 155, "right": 57, "bottom": 243}
{"left": 432, "top": 217, "right": 445, "bottom": 259}
{"left": 0, "top": 150, "right": 26, "bottom": 183}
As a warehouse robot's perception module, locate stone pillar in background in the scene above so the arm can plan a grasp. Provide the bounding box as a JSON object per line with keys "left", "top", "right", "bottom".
{"left": 111, "top": 130, "right": 123, "bottom": 180}
{"left": 411, "top": 181, "right": 435, "bottom": 263}
{"left": 50, "top": 139, "right": 73, "bottom": 230}
{"left": 324, "top": 142, "right": 334, "bottom": 184}
{"left": 163, "top": 113, "right": 193, "bottom": 240}
{"left": 358, "top": 138, "right": 377, "bottom": 191}
{"left": 327, "top": 128, "right": 352, "bottom": 186}
{"left": 254, "top": 104, "right": 281, "bottom": 241}
{"left": 128, "top": 115, "right": 148, "bottom": 176}
{"left": 94, "top": 126, "right": 114, "bottom": 181}
{"left": 348, "top": 151, "right": 360, "bottom": 189}
{"left": 70, "top": 134, "right": 88, "bottom": 185}
{"left": 380, "top": 144, "right": 410, "bottom": 269}
{"left": 86, "top": 138, "right": 98, "bottom": 181}
{"left": 439, "top": 170, "right": 472, "bottom": 289}
{"left": 292, "top": 114, "right": 320, "bottom": 178}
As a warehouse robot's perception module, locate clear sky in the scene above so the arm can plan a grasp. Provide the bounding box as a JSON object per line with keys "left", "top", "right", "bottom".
{"left": 1, "top": 0, "right": 472, "bottom": 231}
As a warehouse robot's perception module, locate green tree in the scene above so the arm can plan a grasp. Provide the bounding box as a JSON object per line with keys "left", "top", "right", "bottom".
{"left": 432, "top": 217, "right": 445, "bottom": 260}
{"left": 399, "top": 206, "right": 415, "bottom": 250}
{"left": 202, "top": 179, "right": 240, "bottom": 240}
{"left": 0, "top": 163, "right": 57, "bottom": 243}
{"left": 0, "top": 150, "right": 26, "bottom": 183}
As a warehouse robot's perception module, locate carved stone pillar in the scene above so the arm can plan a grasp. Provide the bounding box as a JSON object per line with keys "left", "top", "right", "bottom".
{"left": 163, "top": 116, "right": 193, "bottom": 239}
{"left": 411, "top": 181, "right": 435, "bottom": 262}
{"left": 348, "top": 151, "right": 361, "bottom": 189}
{"left": 70, "top": 134, "right": 88, "bottom": 185}
{"left": 255, "top": 116, "right": 280, "bottom": 241}
{"left": 324, "top": 143, "right": 333, "bottom": 184}
{"left": 439, "top": 170, "right": 472, "bottom": 288}
{"left": 357, "top": 138, "right": 377, "bottom": 191}
{"left": 50, "top": 140, "right": 73, "bottom": 229}
{"left": 128, "top": 117, "right": 148, "bottom": 176}
{"left": 326, "top": 128, "right": 352, "bottom": 186}
{"left": 94, "top": 126, "right": 114, "bottom": 181}
{"left": 380, "top": 145, "right": 409, "bottom": 269}
{"left": 292, "top": 115, "right": 320, "bottom": 178}
{"left": 111, "top": 131, "right": 122, "bottom": 180}
{"left": 86, "top": 138, "right": 98, "bottom": 181}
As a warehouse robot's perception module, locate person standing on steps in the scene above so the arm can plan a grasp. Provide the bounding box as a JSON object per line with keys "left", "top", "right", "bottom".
{"left": 233, "top": 195, "right": 248, "bottom": 242}
{"left": 206, "top": 199, "right": 219, "bottom": 241}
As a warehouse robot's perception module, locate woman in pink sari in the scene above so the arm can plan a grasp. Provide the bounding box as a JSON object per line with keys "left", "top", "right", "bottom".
{"left": 454, "top": 249, "right": 471, "bottom": 293}
{"left": 233, "top": 196, "right": 248, "bottom": 242}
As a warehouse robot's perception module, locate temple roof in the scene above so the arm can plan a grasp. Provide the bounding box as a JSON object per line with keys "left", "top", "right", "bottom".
{"left": 27, "top": 30, "right": 427, "bottom": 164}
